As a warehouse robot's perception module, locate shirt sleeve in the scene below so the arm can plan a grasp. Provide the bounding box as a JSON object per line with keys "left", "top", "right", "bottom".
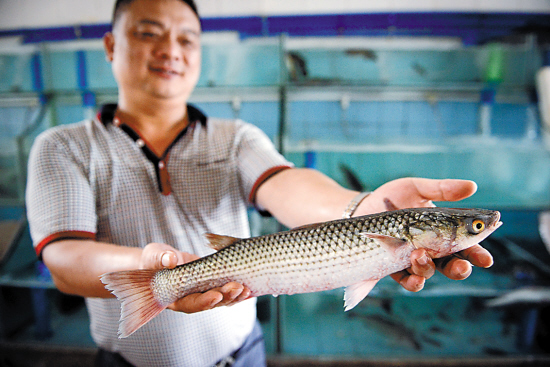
{"left": 234, "top": 122, "right": 294, "bottom": 206}
{"left": 25, "top": 127, "right": 97, "bottom": 257}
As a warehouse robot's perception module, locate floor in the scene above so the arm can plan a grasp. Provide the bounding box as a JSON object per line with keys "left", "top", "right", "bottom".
{"left": 2, "top": 344, "right": 550, "bottom": 367}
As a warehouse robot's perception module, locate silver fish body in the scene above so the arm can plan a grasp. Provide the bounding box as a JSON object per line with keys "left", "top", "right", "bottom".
{"left": 102, "top": 207, "right": 502, "bottom": 337}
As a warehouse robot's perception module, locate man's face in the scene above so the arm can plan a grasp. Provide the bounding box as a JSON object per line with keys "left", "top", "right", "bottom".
{"left": 104, "top": 0, "right": 201, "bottom": 104}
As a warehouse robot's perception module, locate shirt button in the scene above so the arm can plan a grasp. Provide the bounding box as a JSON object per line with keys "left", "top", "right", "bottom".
{"left": 159, "top": 161, "right": 165, "bottom": 169}
{"left": 136, "top": 139, "right": 145, "bottom": 148}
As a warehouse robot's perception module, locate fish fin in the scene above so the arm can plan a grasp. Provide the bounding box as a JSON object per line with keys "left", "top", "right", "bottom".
{"left": 344, "top": 279, "right": 379, "bottom": 311}
{"left": 101, "top": 269, "right": 169, "bottom": 338}
{"left": 360, "top": 232, "right": 408, "bottom": 256}
{"left": 205, "top": 233, "right": 240, "bottom": 250}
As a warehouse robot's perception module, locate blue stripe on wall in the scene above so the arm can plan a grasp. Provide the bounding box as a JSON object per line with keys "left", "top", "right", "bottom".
{"left": 0, "top": 12, "right": 549, "bottom": 45}
{"left": 76, "top": 50, "right": 88, "bottom": 90}
{"left": 30, "top": 53, "right": 43, "bottom": 92}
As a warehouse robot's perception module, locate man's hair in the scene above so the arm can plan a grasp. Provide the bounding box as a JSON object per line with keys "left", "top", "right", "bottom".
{"left": 111, "top": 0, "right": 200, "bottom": 28}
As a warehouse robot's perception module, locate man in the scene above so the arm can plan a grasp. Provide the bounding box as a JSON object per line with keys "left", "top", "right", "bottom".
{"left": 25, "top": 0, "right": 493, "bottom": 366}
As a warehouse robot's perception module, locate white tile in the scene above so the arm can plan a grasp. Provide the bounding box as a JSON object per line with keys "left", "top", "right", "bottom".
{"left": 195, "top": 0, "right": 218, "bottom": 17}
{"left": 218, "top": 0, "right": 263, "bottom": 16}
{"left": 481, "top": 0, "right": 516, "bottom": 12}
{"left": 516, "top": 0, "right": 550, "bottom": 13}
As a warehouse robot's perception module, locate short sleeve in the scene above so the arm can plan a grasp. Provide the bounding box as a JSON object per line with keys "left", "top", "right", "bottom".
{"left": 234, "top": 122, "right": 293, "bottom": 205}
{"left": 26, "top": 127, "right": 97, "bottom": 256}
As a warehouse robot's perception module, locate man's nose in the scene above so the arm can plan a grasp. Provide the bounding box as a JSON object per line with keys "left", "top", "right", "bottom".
{"left": 154, "top": 34, "right": 181, "bottom": 60}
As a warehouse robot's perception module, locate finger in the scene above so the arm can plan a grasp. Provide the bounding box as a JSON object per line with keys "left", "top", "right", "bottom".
{"left": 412, "top": 178, "right": 477, "bottom": 203}
{"left": 216, "top": 283, "right": 246, "bottom": 307}
{"left": 383, "top": 198, "right": 398, "bottom": 211}
{"left": 409, "top": 249, "right": 436, "bottom": 279}
{"left": 434, "top": 256, "right": 473, "bottom": 280}
{"left": 141, "top": 243, "right": 183, "bottom": 270}
{"left": 234, "top": 286, "right": 252, "bottom": 303}
{"left": 160, "top": 250, "right": 197, "bottom": 268}
{"left": 456, "top": 244, "right": 493, "bottom": 268}
{"left": 218, "top": 285, "right": 252, "bottom": 307}
{"left": 390, "top": 270, "right": 426, "bottom": 292}
{"left": 169, "top": 290, "right": 224, "bottom": 313}
{"left": 160, "top": 251, "right": 179, "bottom": 269}
{"left": 168, "top": 283, "right": 250, "bottom": 313}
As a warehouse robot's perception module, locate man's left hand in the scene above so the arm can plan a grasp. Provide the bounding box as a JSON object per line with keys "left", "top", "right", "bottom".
{"left": 357, "top": 177, "right": 494, "bottom": 292}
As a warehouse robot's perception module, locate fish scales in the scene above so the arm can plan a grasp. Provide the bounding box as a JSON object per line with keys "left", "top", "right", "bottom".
{"left": 156, "top": 218, "right": 383, "bottom": 304}
{"left": 101, "top": 207, "right": 502, "bottom": 337}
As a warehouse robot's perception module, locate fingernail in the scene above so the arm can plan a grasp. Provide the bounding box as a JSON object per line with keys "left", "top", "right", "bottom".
{"left": 417, "top": 255, "right": 429, "bottom": 266}
{"left": 227, "top": 286, "right": 242, "bottom": 299}
{"left": 458, "top": 267, "right": 472, "bottom": 279}
{"left": 161, "top": 253, "right": 171, "bottom": 267}
{"left": 208, "top": 298, "right": 221, "bottom": 309}
{"left": 239, "top": 289, "right": 251, "bottom": 301}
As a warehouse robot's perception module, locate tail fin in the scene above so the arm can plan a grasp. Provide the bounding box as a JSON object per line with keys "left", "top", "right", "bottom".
{"left": 101, "top": 269, "right": 168, "bottom": 338}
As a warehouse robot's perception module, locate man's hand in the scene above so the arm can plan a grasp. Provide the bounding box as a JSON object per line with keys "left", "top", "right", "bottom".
{"left": 168, "top": 282, "right": 252, "bottom": 313}
{"left": 140, "top": 242, "right": 251, "bottom": 313}
{"left": 391, "top": 245, "right": 493, "bottom": 292}
{"left": 357, "top": 177, "right": 494, "bottom": 292}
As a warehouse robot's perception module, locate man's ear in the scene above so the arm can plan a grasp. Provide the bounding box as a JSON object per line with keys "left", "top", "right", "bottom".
{"left": 103, "top": 32, "right": 115, "bottom": 62}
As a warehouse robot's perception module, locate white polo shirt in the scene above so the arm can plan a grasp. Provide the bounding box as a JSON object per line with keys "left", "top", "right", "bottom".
{"left": 26, "top": 104, "right": 292, "bottom": 367}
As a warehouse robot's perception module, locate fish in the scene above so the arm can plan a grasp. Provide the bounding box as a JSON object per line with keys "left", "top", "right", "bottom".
{"left": 485, "top": 286, "right": 550, "bottom": 308}
{"left": 339, "top": 164, "right": 365, "bottom": 192}
{"left": 285, "top": 52, "right": 308, "bottom": 82}
{"left": 349, "top": 313, "right": 423, "bottom": 350}
{"left": 101, "top": 207, "right": 502, "bottom": 338}
{"left": 345, "top": 49, "right": 377, "bottom": 61}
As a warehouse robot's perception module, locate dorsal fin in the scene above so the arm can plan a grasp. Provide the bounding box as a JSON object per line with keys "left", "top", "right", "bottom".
{"left": 204, "top": 233, "right": 241, "bottom": 251}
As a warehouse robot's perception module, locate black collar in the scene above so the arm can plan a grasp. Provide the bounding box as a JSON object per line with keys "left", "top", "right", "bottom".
{"left": 96, "top": 103, "right": 207, "bottom": 195}
{"left": 97, "top": 103, "right": 207, "bottom": 127}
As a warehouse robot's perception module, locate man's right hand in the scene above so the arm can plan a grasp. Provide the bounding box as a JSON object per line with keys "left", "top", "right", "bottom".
{"left": 141, "top": 242, "right": 252, "bottom": 313}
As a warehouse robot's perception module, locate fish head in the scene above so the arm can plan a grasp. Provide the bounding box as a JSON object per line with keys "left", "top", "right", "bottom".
{"left": 405, "top": 208, "right": 502, "bottom": 259}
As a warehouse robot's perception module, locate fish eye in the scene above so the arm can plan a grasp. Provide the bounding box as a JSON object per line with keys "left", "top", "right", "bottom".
{"left": 469, "top": 219, "right": 485, "bottom": 234}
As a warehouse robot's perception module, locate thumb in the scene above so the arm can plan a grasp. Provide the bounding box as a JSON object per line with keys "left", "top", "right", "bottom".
{"left": 160, "top": 251, "right": 179, "bottom": 269}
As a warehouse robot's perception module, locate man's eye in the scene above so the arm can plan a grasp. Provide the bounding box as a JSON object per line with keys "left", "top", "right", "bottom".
{"left": 179, "top": 38, "right": 198, "bottom": 48}
{"left": 136, "top": 31, "right": 159, "bottom": 39}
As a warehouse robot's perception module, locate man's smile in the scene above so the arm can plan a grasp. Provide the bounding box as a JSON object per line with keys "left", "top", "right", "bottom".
{"left": 149, "top": 65, "right": 182, "bottom": 77}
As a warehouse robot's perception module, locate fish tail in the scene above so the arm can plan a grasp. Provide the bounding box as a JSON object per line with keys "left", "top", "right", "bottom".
{"left": 101, "top": 269, "right": 169, "bottom": 338}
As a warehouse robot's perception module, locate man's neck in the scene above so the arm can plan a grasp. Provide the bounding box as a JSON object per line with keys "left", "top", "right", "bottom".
{"left": 118, "top": 96, "right": 188, "bottom": 128}
{"left": 116, "top": 97, "right": 190, "bottom": 156}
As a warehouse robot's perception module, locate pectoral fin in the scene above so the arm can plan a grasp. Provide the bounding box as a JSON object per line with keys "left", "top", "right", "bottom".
{"left": 344, "top": 279, "right": 379, "bottom": 311}
{"left": 360, "top": 232, "right": 408, "bottom": 256}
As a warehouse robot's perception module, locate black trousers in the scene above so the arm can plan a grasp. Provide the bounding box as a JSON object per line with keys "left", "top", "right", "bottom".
{"left": 94, "top": 320, "right": 266, "bottom": 367}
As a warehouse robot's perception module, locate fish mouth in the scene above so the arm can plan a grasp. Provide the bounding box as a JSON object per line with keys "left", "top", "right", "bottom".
{"left": 488, "top": 211, "right": 503, "bottom": 231}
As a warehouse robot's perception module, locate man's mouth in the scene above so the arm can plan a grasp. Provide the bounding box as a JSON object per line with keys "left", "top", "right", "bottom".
{"left": 149, "top": 66, "right": 182, "bottom": 77}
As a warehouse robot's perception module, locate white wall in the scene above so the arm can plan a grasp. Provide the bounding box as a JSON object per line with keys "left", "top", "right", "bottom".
{"left": 0, "top": 0, "right": 549, "bottom": 31}
{"left": 198, "top": 0, "right": 550, "bottom": 16}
